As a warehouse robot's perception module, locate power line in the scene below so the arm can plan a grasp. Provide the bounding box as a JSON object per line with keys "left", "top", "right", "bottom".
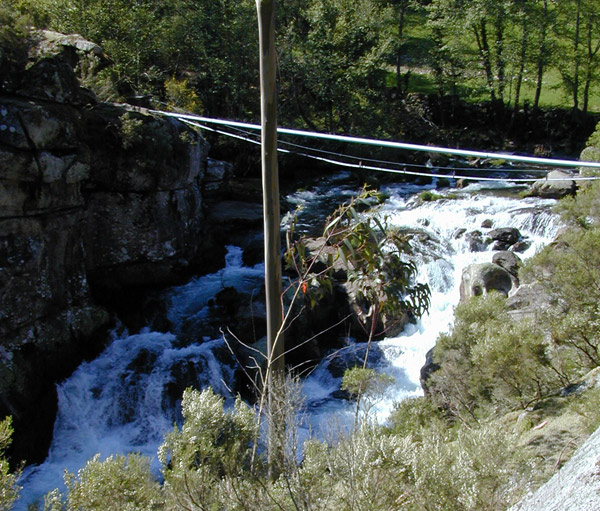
{"left": 180, "top": 118, "right": 600, "bottom": 184}
{"left": 155, "top": 110, "right": 600, "bottom": 171}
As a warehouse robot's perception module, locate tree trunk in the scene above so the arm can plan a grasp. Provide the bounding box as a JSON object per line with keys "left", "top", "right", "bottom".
{"left": 395, "top": 0, "right": 408, "bottom": 97}
{"left": 514, "top": 0, "right": 529, "bottom": 110}
{"left": 533, "top": 0, "right": 548, "bottom": 109}
{"left": 474, "top": 20, "right": 496, "bottom": 102}
{"left": 256, "top": 0, "right": 284, "bottom": 478}
{"left": 572, "top": 0, "right": 581, "bottom": 111}
{"left": 494, "top": 8, "right": 506, "bottom": 103}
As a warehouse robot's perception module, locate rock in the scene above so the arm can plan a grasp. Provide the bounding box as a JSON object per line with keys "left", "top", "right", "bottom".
{"left": 481, "top": 219, "right": 493, "bottom": 228}
{"left": 207, "top": 200, "right": 263, "bottom": 225}
{"left": 454, "top": 228, "right": 467, "bottom": 239}
{"left": 510, "top": 240, "right": 532, "bottom": 253}
{"left": 464, "top": 230, "right": 486, "bottom": 252}
{"left": 505, "top": 282, "right": 553, "bottom": 322}
{"left": 302, "top": 236, "right": 349, "bottom": 280}
{"left": 14, "top": 30, "right": 110, "bottom": 106}
{"left": 510, "top": 425, "right": 600, "bottom": 511}
{"left": 32, "top": 30, "right": 111, "bottom": 80}
{"left": 528, "top": 170, "right": 577, "bottom": 199}
{"left": 492, "top": 251, "right": 522, "bottom": 279}
{"left": 0, "top": 37, "right": 222, "bottom": 464}
{"left": 203, "top": 158, "right": 233, "bottom": 195}
{"left": 420, "top": 347, "right": 440, "bottom": 397}
{"left": 459, "top": 262, "right": 515, "bottom": 301}
{"left": 487, "top": 227, "right": 522, "bottom": 250}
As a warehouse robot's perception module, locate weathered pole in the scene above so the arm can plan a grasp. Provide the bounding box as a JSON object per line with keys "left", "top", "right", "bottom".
{"left": 256, "top": 0, "right": 284, "bottom": 476}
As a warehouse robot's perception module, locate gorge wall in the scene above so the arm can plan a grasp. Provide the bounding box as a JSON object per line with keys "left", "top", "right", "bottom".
{"left": 0, "top": 32, "right": 226, "bottom": 464}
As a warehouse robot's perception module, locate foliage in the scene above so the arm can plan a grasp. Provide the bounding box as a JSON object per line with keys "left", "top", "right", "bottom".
{"left": 522, "top": 223, "right": 600, "bottom": 375}
{"left": 164, "top": 76, "right": 203, "bottom": 114}
{"left": 418, "top": 190, "right": 445, "bottom": 202}
{"left": 341, "top": 367, "right": 394, "bottom": 422}
{"left": 387, "top": 396, "right": 446, "bottom": 441}
{"left": 0, "top": 417, "right": 20, "bottom": 511}
{"left": 277, "top": 0, "right": 395, "bottom": 133}
{"left": 0, "top": 1, "right": 34, "bottom": 81}
{"left": 43, "top": 453, "right": 162, "bottom": 511}
{"left": 428, "top": 292, "right": 557, "bottom": 421}
{"left": 407, "top": 422, "right": 527, "bottom": 511}
{"left": 158, "top": 387, "right": 259, "bottom": 511}
{"left": 285, "top": 188, "right": 431, "bottom": 335}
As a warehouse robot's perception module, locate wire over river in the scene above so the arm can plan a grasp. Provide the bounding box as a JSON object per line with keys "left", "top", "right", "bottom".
{"left": 152, "top": 110, "right": 600, "bottom": 183}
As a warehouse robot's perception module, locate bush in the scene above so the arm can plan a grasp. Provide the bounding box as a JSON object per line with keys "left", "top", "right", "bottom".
{"left": 42, "top": 453, "right": 161, "bottom": 511}
{"left": 428, "top": 293, "right": 557, "bottom": 421}
{"left": 158, "top": 387, "right": 258, "bottom": 511}
{"left": 0, "top": 3, "right": 33, "bottom": 83}
{"left": 0, "top": 417, "right": 20, "bottom": 511}
{"left": 407, "top": 423, "right": 527, "bottom": 511}
{"left": 522, "top": 226, "right": 600, "bottom": 376}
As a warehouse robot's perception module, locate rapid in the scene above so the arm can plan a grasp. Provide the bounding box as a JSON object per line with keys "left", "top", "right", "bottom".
{"left": 16, "top": 172, "right": 563, "bottom": 509}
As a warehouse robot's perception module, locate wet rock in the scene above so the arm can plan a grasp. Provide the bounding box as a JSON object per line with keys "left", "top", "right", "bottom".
{"left": 487, "top": 227, "right": 522, "bottom": 250}
{"left": 420, "top": 347, "right": 440, "bottom": 397}
{"left": 511, "top": 240, "right": 532, "bottom": 253}
{"left": 465, "top": 230, "right": 486, "bottom": 252}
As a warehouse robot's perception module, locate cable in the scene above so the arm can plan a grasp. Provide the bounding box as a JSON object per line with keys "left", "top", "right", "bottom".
{"left": 179, "top": 118, "right": 600, "bottom": 184}
{"left": 155, "top": 110, "right": 600, "bottom": 170}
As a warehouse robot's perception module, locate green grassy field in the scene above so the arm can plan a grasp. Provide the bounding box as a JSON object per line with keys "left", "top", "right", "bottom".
{"left": 393, "top": 11, "right": 600, "bottom": 113}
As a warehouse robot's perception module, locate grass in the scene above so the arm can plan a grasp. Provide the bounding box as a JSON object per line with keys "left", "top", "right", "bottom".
{"left": 389, "top": 10, "right": 600, "bottom": 113}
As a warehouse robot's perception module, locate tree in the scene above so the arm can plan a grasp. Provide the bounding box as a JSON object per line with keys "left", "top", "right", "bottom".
{"left": 277, "top": 0, "right": 394, "bottom": 134}
{"left": 554, "top": 0, "right": 600, "bottom": 112}
{"left": 532, "top": 0, "right": 553, "bottom": 109}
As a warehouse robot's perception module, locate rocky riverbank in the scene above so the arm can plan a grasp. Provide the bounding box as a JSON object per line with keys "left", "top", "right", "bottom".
{"left": 0, "top": 31, "right": 238, "bottom": 464}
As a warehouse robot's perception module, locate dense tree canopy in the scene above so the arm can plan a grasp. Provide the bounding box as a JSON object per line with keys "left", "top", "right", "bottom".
{"left": 2, "top": 0, "right": 599, "bottom": 139}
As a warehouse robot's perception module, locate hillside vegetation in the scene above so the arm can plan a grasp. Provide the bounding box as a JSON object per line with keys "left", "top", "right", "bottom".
{"left": 2, "top": 0, "right": 600, "bottom": 141}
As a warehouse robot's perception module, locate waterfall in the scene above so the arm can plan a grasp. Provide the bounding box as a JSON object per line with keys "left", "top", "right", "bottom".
{"left": 16, "top": 177, "right": 562, "bottom": 509}
{"left": 301, "top": 180, "right": 562, "bottom": 433}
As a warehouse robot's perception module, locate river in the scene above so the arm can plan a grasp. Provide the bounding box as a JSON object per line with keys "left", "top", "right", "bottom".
{"left": 17, "top": 172, "right": 562, "bottom": 509}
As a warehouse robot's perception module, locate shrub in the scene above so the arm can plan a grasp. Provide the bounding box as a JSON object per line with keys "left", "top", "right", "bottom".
{"left": 522, "top": 226, "right": 600, "bottom": 377}
{"left": 0, "top": 417, "right": 20, "bottom": 511}
{"left": 164, "top": 76, "right": 203, "bottom": 114}
{"left": 44, "top": 453, "right": 161, "bottom": 511}
{"left": 158, "top": 387, "right": 258, "bottom": 511}
{"left": 428, "top": 293, "right": 557, "bottom": 421}
{"left": 407, "top": 423, "right": 527, "bottom": 511}
{"left": 0, "top": 3, "right": 33, "bottom": 82}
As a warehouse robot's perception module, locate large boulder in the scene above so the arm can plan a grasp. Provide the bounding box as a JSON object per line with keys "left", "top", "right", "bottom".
{"left": 510, "top": 425, "right": 600, "bottom": 511}
{"left": 492, "top": 250, "right": 522, "bottom": 280}
{"left": 459, "top": 262, "right": 516, "bottom": 301}
{"left": 528, "top": 170, "right": 577, "bottom": 199}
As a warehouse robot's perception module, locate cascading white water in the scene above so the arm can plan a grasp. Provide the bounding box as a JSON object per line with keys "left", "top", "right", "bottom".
{"left": 16, "top": 177, "right": 562, "bottom": 509}
{"left": 300, "top": 180, "right": 563, "bottom": 432}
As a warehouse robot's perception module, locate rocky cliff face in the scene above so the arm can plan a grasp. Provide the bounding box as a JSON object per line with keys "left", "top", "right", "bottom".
{"left": 0, "top": 32, "right": 221, "bottom": 463}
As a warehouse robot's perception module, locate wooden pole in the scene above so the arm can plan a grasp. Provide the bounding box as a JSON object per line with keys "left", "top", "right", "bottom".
{"left": 256, "top": 0, "right": 284, "bottom": 476}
